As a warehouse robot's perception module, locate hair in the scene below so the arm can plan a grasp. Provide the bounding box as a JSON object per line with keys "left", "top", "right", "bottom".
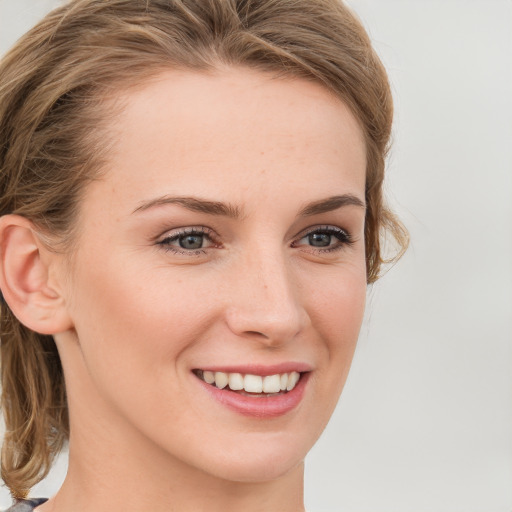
{"left": 0, "top": 0, "right": 408, "bottom": 498}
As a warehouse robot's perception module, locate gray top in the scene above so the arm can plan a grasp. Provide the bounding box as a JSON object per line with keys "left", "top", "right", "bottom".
{"left": 3, "top": 498, "right": 48, "bottom": 512}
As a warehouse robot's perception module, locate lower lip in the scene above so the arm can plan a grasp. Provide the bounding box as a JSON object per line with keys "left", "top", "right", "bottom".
{"left": 196, "top": 373, "right": 310, "bottom": 418}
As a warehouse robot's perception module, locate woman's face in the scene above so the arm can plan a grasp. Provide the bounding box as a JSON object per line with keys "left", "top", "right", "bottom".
{"left": 58, "top": 68, "right": 367, "bottom": 483}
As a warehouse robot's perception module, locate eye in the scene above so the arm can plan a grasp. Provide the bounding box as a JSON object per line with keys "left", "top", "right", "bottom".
{"left": 157, "top": 227, "right": 217, "bottom": 254}
{"left": 307, "top": 232, "right": 333, "bottom": 247}
{"left": 177, "top": 233, "right": 206, "bottom": 250}
{"left": 293, "top": 226, "right": 353, "bottom": 252}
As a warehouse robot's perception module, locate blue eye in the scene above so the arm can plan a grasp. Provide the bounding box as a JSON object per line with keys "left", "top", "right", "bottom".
{"left": 177, "top": 234, "right": 205, "bottom": 250}
{"left": 157, "top": 227, "right": 216, "bottom": 254}
{"left": 295, "top": 226, "right": 352, "bottom": 252}
{"left": 308, "top": 232, "right": 333, "bottom": 247}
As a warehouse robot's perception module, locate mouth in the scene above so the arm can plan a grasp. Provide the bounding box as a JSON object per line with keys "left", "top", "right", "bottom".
{"left": 192, "top": 367, "right": 310, "bottom": 418}
{"left": 193, "top": 369, "right": 301, "bottom": 396}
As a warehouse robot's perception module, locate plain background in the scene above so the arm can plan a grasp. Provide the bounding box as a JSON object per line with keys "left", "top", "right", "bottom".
{"left": 0, "top": 1, "right": 511, "bottom": 511}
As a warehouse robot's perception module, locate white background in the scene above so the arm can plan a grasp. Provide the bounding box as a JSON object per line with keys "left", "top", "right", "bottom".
{"left": 0, "top": 1, "right": 511, "bottom": 511}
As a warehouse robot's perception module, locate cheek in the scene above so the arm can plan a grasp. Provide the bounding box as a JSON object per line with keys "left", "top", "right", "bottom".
{"left": 66, "top": 251, "right": 217, "bottom": 381}
{"left": 304, "top": 259, "right": 367, "bottom": 340}
{"left": 303, "top": 261, "right": 366, "bottom": 398}
{"left": 64, "top": 255, "right": 222, "bottom": 448}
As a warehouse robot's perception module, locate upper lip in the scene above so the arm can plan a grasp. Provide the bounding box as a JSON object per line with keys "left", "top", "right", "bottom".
{"left": 193, "top": 362, "right": 313, "bottom": 376}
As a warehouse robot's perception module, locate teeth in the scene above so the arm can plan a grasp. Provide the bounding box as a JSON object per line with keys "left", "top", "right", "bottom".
{"left": 214, "top": 372, "right": 228, "bottom": 389}
{"left": 203, "top": 370, "right": 215, "bottom": 384}
{"left": 286, "top": 371, "right": 300, "bottom": 391}
{"left": 263, "top": 374, "right": 281, "bottom": 393}
{"left": 200, "top": 370, "right": 302, "bottom": 394}
{"left": 228, "top": 373, "right": 244, "bottom": 391}
{"left": 244, "top": 374, "right": 263, "bottom": 393}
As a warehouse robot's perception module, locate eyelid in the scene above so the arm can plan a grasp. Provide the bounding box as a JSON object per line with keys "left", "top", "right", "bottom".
{"left": 154, "top": 224, "right": 354, "bottom": 256}
{"left": 155, "top": 226, "right": 221, "bottom": 255}
{"left": 292, "top": 225, "right": 354, "bottom": 251}
{"left": 156, "top": 226, "right": 217, "bottom": 242}
{"left": 295, "top": 225, "right": 351, "bottom": 240}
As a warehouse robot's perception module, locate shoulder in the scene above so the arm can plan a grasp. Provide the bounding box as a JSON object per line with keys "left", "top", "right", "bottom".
{"left": 3, "top": 498, "right": 48, "bottom": 512}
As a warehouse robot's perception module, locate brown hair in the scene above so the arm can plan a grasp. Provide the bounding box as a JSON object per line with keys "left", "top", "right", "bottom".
{"left": 0, "top": 0, "right": 408, "bottom": 498}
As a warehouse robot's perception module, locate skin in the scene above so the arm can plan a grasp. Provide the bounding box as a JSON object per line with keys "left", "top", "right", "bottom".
{"left": 6, "top": 68, "right": 368, "bottom": 512}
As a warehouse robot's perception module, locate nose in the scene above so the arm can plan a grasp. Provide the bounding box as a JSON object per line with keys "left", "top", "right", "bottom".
{"left": 224, "top": 249, "right": 310, "bottom": 346}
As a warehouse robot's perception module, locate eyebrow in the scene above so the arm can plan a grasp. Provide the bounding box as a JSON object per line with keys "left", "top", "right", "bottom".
{"left": 132, "top": 193, "right": 365, "bottom": 218}
{"left": 298, "top": 194, "right": 366, "bottom": 216}
{"left": 132, "top": 196, "right": 242, "bottom": 218}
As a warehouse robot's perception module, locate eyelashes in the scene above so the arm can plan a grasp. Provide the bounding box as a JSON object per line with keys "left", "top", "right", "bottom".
{"left": 156, "top": 225, "right": 354, "bottom": 256}
{"left": 291, "top": 226, "right": 354, "bottom": 253}
{"left": 156, "top": 226, "right": 218, "bottom": 255}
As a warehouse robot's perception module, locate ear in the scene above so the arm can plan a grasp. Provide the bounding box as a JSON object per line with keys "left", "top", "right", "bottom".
{"left": 0, "top": 215, "right": 73, "bottom": 335}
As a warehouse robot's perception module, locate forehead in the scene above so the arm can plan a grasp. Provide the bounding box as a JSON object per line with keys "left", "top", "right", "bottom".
{"left": 90, "top": 67, "right": 366, "bottom": 214}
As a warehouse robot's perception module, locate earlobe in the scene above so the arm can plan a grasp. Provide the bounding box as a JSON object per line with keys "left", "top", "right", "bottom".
{"left": 0, "top": 215, "right": 73, "bottom": 335}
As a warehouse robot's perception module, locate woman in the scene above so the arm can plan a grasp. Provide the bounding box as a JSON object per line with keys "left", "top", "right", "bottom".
{"left": 0, "top": 0, "right": 407, "bottom": 510}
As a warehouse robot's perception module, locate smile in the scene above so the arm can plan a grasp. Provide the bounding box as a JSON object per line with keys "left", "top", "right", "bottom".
{"left": 194, "top": 370, "right": 301, "bottom": 395}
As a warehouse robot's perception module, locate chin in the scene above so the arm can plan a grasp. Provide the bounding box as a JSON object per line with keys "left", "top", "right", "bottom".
{"left": 202, "top": 452, "right": 305, "bottom": 484}
{"left": 180, "top": 430, "right": 313, "bottom": 484}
